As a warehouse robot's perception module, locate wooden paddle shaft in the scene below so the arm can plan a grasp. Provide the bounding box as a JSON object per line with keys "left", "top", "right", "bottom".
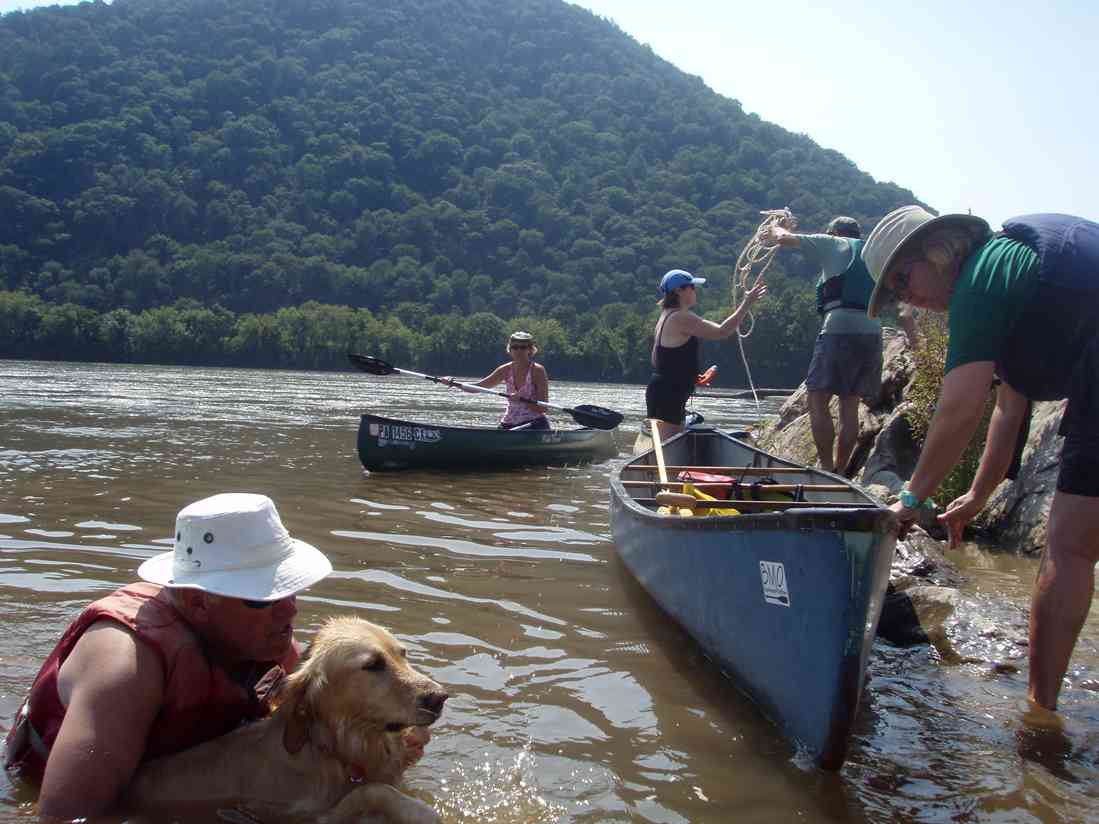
{"left": 648, "top": 420, "right": 695, "bottom": 510}
{"left": 650, "top": 420, "right": 669, "bottom": 485}
{"left": 621, "top": 480, "right": 850, "bottom": 492}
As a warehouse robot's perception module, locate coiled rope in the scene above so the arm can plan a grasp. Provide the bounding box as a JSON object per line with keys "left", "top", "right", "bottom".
{"left": 730, "top": 207, "right": 797, "bottom": 415}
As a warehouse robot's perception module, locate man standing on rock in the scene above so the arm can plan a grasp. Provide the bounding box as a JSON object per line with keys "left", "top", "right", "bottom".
{"left": 768, "top": 216, "right": 882, "bottom": 475}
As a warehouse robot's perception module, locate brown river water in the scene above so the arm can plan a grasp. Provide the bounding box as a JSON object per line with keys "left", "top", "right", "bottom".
{"left": 1, "top": 360, "right": 1097, "bottom": 823}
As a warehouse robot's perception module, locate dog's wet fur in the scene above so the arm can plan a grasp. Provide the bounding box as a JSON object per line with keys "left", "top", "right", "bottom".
{"left": 125, "top": 616, "right": 448, "bottom": 823}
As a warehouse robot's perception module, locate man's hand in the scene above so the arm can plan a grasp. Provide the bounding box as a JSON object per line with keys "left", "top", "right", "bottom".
{"left": 764, "top": 226, "right": 799, "bottom": 247}
{"left": 938, "top": 491, "right": 985, "bottom": 548}
{"left": 890, "top": 500, "right": 920, "bottom": 539}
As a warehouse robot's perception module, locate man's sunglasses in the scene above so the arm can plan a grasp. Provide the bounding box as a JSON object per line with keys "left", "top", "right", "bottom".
{"left": 241, "top": 598, "right": 275, "bottom": 609}
{"left": 509, "top": 343, "right": 531, "bottom": 350}
{"left": 890, "top": 262, "right": 914, "bottom": 297}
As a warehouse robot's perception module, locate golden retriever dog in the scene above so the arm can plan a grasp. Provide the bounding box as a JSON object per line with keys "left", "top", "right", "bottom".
{"left": 125, "top": 616, "right": 448, "bottom": 823}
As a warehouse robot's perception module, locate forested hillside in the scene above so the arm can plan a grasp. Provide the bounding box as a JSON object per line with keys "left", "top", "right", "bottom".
{"left": 0, "top": 0, "right": 922, "bottom": 383}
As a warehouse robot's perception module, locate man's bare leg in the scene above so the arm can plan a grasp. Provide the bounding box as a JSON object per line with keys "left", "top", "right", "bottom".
{"left": 1028, "top": 491, "right": 1099, "bottom": 710}
{"left": 807, "top": 390, "right": 835, "bottom": 473}
{"left": 834, "top": 395, "right": 861, "bottom": 476}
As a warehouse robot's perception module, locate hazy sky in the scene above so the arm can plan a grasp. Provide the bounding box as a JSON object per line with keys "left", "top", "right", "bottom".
{"left": 2, "top": 0, "right": 1095, "bottom": 228}
{"left": 569, "top": 0, "right": 1096, "bottom": 228}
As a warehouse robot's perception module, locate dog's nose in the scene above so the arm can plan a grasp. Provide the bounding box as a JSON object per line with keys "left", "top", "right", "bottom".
{"left": 422, "top": 690, "right": 448, "bottom": 715}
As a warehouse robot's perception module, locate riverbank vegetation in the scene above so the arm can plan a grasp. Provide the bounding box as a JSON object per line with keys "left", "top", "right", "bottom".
{"left": 0, "top": 0, "right": 919, "bottom": 382}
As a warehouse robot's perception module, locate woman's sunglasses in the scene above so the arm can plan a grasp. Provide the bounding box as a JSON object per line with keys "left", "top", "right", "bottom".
{"left": 509, "top": 343, "right": 531, "bottom": 350}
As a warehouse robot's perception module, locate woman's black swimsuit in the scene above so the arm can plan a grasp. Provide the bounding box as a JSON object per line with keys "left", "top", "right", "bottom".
{"left": 645, "top": 310, "right": 699, "bottom": 425}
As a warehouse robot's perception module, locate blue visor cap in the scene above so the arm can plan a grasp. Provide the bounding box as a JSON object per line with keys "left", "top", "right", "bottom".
{"left": 659, "top": 269, "right": 707, "bottom": 294}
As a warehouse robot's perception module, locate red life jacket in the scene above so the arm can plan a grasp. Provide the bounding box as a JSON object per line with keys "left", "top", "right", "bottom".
{"left": 4, "top": 582, "right": 296, "bottom": 780}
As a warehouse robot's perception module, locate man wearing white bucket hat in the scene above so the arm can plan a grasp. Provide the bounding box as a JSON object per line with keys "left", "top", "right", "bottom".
{"left": 4, "top": 493, "right": 332, "bottom": 820}
{"left": 862, "top": 205, "right": 1099, "bottom": 714}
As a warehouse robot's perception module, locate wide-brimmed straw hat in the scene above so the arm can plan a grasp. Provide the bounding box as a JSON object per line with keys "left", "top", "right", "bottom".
{"left": 864, "top": 205, "right": 989, "bottom": 318}
{"left": 138, "top": 493, "right": 332, "bottom": 602}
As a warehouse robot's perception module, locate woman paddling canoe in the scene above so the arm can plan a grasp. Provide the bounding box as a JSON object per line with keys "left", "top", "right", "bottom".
{"left": 442, "top": 331, "right": 551, "bottom": 430}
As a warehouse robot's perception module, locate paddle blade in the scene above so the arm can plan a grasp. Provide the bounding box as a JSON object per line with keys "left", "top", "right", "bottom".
{"left": 570, "top": 404, "right": 623, "bottom": 431}
{"left": 347, "top": 353, "right": 397, "bottom": 375}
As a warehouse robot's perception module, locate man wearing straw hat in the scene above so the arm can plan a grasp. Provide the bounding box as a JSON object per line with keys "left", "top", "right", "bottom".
{"left": 768, "top": 216, "right": 882, "bottom": 476}
{"left": 861, "top": 205, "right": 1099, "bottom": 715}
{"left": 4, "top": 493, "right": 333, "bottom": 820}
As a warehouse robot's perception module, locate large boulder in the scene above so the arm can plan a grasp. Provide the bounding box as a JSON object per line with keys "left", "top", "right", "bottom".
{"left": 877, "top": 529, "right": 966, "bottom": 646}
{"left": 890, "top": 530, "right": 964, "bottom": 590}
{"left": 857, "top": 405, "right": 920, "bottom": 494}
{"left": 977, "top": 399, "right": 1065, "bottom": 554}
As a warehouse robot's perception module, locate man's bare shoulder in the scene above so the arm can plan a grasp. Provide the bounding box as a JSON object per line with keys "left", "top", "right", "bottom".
{"left": 41, "top": 620, "right": 167, "bottom": 820}
{"left": 57, "top": 619, "right": 164, "bottom": 704}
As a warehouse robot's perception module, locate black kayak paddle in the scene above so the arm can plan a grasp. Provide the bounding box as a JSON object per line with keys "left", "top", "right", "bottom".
{"left": 348, "top": 353, "right": 623, "bottom": 431}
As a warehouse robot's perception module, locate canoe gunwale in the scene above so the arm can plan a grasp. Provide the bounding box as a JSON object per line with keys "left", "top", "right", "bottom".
{"left": 611, "top": 499, "right": 896, "bottom": 536}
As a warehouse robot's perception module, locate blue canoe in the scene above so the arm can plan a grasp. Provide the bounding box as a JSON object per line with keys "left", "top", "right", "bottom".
{"left": 609, "top": 426, "right": 896, "bottom": 768}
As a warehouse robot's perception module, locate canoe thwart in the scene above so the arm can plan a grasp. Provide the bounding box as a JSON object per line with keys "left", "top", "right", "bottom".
{"left": 634, "top": 497, "right": 877, "bottom": 510}
{"left": 623, "top": 465, "right": 821, "bottom": 475}
{"left": 621, "top": 480, "right": 850, "bottom": 493}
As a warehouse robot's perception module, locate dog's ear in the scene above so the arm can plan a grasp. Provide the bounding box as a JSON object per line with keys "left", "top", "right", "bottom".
{"left": 279, "top": 667, "right": 316, "bottom": 755}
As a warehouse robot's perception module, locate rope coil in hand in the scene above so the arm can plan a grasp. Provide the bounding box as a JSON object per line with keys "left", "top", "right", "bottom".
{"left": 730, "top": 207, "right": 797, "bottom": 414}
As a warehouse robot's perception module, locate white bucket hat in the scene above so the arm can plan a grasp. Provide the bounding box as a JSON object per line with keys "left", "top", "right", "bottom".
{"left": 138, "top": 493, "right": 332, "bottom": 602}
{"left": 864, "top": 205, "right": 989, "bottom": 318}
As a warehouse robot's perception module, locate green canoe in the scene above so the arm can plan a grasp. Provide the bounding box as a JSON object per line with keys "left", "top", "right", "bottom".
{"left": 357, "top": 413, "right": 619, "bottom": 470}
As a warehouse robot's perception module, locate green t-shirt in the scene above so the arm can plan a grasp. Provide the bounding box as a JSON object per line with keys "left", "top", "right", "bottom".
{"left": 945, "top": 236, "right": 1040, "bottom": 373}
{"left": 797, "top": 234, "right": 882, "bottom": 336}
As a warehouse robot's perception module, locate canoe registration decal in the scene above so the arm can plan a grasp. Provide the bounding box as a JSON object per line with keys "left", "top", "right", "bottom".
{"left": 369, "top": 422, "right": 442, "bottom": 447}
{"left": 760, "top": 561, "right": 790, "bottom": 607}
